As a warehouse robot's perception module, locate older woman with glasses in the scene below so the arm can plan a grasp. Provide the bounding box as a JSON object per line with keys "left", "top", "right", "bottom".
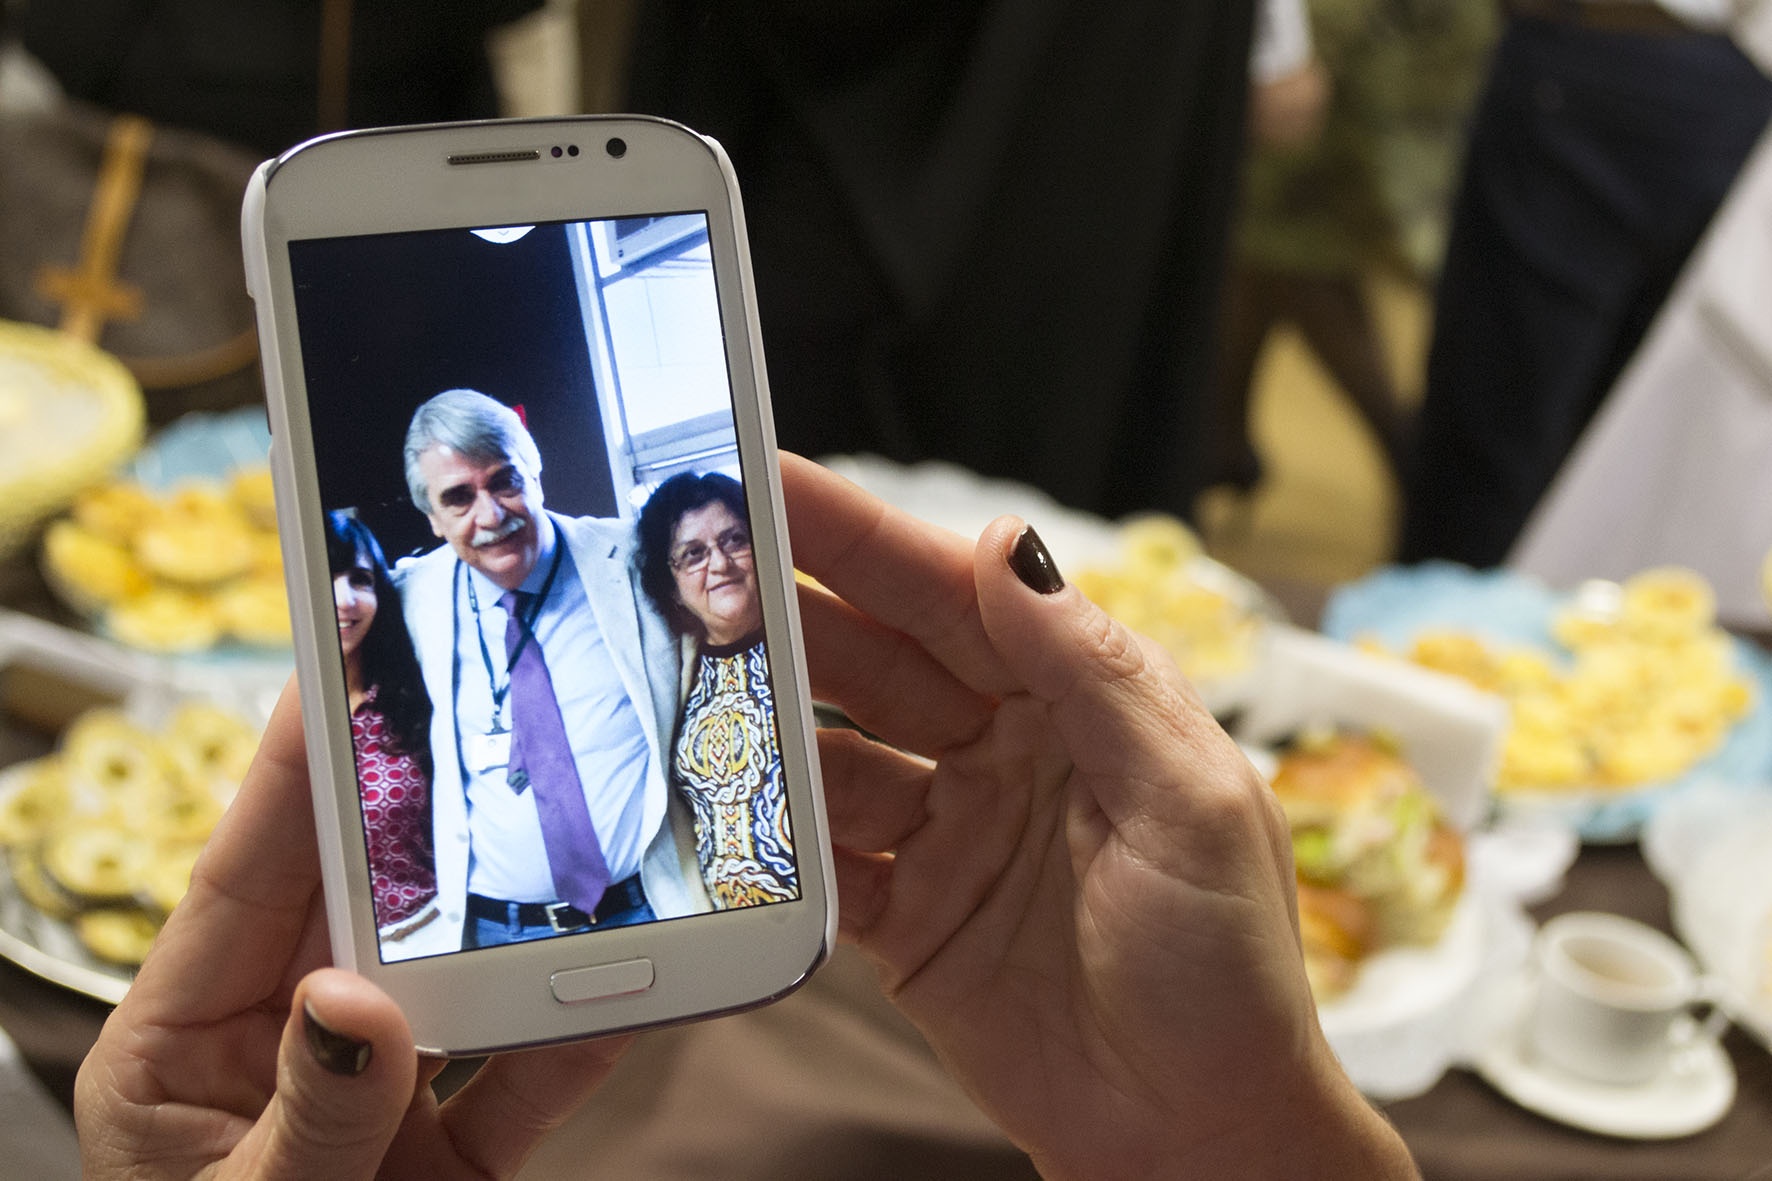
{"left": 636, "top": 470, "right": 797, "bottom": 910}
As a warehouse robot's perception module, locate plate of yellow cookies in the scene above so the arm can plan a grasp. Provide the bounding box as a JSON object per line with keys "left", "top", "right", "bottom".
{"left": 816, "top": 455, "right": 1281, "bottom": 715}
{"left": 1069, "top": 514, "right": 1281, "bottom": 714}
{"left": 39, "top": 407, "right": 291, "bottom": 657}
{"left": 0, "top": 611, "right": 269, "bottom": 1001}
{"left": 1323, "top": 563, "right": 1772, "bottom": 841}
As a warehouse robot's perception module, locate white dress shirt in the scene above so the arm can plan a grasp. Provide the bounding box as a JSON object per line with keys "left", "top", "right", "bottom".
{"left": 453, "top": 529, "right": 654, "bottom": 899}
{"left": 1251, "top": 0, "right": 1312, "bottom": 83}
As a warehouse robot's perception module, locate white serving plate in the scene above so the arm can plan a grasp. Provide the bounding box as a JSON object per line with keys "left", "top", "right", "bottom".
{"left": 0, "top": 609, "right": 283, "bottom": 1002}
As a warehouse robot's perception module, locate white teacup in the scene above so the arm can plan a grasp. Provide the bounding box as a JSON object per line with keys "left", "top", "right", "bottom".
{"left": 1526, "top": 911, "right": 1727, "bottom": 1086}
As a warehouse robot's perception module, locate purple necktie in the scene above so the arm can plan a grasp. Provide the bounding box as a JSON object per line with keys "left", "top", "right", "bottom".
{"left": 502, "top": 589, "right": 611, "bottom": 915}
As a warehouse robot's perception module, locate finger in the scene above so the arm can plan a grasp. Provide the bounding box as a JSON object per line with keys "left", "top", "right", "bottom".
{"left": 816, "top": 727, "right": 934, "bottom": 853}
{"left": 830, "top": 846, "right": 893, "bottom": 945}
{"left": 798, "top": 580, "right": 991, "bottom": 755}
{"left": 781, "top": 453, "right": 1016, "bottom": 697}
{"left": 418, "top": 1035, "right": 634, "bottom": 1177}
{"left": 197, "top": 674, "right": 315, "bottom": 905}
{"left": 415, "top": 1057, "right": 450, "bottom": 1092}
{"left": 973, "top": 520, "right": 1256, "bottom": 833}
{"left": 127, "top": 676, "right": 323, "bottom": 1027}
{"left": 231, "top": 968, "right": 416, "bottom": 1181}
{"left": 972, "top": 521, "right": 1299, "bottom": 975}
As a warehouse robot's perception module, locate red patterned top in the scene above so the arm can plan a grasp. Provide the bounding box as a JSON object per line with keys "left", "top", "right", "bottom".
{"left": 351, "top": 689, "right": 436, "bottom": 928}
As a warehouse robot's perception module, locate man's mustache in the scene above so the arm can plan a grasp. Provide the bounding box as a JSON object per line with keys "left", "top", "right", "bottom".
{"left": 469, "top": 516, "right": 525, "bottom": 548}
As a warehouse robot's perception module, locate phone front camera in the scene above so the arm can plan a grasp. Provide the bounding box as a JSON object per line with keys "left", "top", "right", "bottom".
{"left": 605, "top": 137, "right": 627, "bottom": 159}
{"left": 551, "top": 145, "right": 563, "bottom": 158}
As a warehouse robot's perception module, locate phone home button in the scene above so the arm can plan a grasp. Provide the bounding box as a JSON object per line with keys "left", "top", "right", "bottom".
{"left": 549, "top": 959, "right": 656, "bottom": 1005}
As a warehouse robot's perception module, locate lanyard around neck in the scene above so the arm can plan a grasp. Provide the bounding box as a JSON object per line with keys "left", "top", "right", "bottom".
{"left": 458, "top": 532, "right": 565, "bottom": 730}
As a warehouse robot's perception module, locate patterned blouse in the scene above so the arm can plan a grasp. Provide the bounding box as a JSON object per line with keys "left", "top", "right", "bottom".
{"left": 351, "top": 688, "right": 436, "bottom": 929}
{"left": 674, "top": 634, "right": 798, "bottom": 909}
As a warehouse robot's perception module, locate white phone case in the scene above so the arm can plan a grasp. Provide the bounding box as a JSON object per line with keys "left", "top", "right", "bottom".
{"left": 243, "top": 116, "right": 833, "bottom": 1055}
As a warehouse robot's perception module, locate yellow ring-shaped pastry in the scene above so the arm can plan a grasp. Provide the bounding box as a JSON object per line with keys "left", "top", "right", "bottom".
{"left": 42, "top": 825, "right": 147, "bottom": 899}
{"left": 75, "top": 907, "right": 162, "bottom": 965}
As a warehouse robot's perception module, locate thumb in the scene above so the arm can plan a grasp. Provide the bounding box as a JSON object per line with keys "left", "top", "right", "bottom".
{"left": 975, "top": 519, "right": 1236, "bottom": 804}
{"left": 234, "top": 968, "right": 418, "bottom": 1180}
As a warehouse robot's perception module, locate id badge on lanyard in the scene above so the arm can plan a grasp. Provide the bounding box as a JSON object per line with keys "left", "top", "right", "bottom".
{"left": 465, "top": 726, "right": 511, "bottom": 774}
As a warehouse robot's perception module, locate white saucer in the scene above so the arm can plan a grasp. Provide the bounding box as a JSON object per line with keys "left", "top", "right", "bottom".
{"left": 1472, "top": 977, "right": 1736, "bottom": 1139}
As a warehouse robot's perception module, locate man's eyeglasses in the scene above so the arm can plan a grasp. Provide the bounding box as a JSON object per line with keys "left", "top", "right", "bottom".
{"left": 670, "top": 527, "right": 753, "bottom": 573}
{"left": 435, "top": 465, "right": 527, "bottom": 516}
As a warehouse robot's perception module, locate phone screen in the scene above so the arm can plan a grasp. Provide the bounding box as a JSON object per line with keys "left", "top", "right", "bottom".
{"left": 286, "top": 212, "right": 800, "bottom": 964}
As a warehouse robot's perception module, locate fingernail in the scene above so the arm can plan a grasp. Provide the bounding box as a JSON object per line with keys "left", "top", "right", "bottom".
{"left": 1009, "top": 526, "right": 1064, "bottom": 595}
{"left": 304, "top": 1001, "right": 372, "bottom": 1077}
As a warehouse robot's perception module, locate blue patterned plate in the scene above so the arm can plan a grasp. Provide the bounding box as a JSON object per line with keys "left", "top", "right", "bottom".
{"left": 1323, "top": 563, "right": 1772, "bottom": 842}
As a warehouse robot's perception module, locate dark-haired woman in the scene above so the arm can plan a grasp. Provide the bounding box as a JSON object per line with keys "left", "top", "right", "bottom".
{"left": 636, "top": 472, "right": 797, "bottom": 910}
{"left": 326, "top": 511, "right": 450, "bottom": 958}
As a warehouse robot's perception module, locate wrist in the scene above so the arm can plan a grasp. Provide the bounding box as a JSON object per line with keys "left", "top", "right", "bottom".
{"left": 1176, "top": 1043, "right": 1417, "bottom": 1180}
{"left": 1271, "top": 1058, "right": 1417, "bottom": 1180}
{"left": 1061, "top": 1040, "right": 1416, "bottom": 1181}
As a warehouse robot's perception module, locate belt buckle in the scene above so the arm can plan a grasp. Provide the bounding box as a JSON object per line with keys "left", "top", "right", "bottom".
{"left": 545, "top": 901, "right": 591, "bottom": 933}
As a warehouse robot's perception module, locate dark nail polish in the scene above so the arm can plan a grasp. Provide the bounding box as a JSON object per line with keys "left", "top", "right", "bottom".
{"left": 304, "top": 1002, "right": 372, "bottom": 1077}
{"left": 1009, "top": 526, "right": 1064, "bottom": 595}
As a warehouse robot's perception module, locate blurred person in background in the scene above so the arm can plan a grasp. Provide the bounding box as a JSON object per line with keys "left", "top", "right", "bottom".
{"left": 1399, "top": 0, "right": 1772, "bottom": 569}
{"left": 618, "top": 0, "right": 1262, "bottom": 524}
{"left": 1206, "top": 0, "right": 1498, "bottom": 511}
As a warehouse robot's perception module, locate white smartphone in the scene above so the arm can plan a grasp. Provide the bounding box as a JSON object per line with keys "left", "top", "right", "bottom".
{"left": 242, "top": 116, "right": 834, "bottom": 1055}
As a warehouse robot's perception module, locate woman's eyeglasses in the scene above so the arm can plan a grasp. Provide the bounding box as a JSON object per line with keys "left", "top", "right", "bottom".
{"left": 670, "top": 527, "right": 753, "bottom": 573}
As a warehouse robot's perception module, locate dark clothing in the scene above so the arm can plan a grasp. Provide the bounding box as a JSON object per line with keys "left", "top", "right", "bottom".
{"left": 626, "top": 1, "right": 1255, "bottom": 520}
{"left": 1210, "top": 264, "right": 1413, "bottom": 493}
{"left": 1400, "top": 14, "right": 1772, "bottom": 567}
{"left": 15, "top": 0, "right": 540, "bottom": 157}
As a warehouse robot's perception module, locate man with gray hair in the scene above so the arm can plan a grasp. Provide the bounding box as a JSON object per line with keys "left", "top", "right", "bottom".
{"left": 393, "top": 388, "right": 707, "bottom": 954}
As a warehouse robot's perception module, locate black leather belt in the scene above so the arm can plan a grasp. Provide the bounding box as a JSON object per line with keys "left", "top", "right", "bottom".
{"left": 1505, "top": 0, "right": 1693, "bottom": 36}
{"left": 467, "top": 875, "right": 646, "bottom": 933}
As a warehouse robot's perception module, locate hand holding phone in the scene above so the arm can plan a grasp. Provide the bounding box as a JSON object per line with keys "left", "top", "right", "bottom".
{"left": 76, "top": 452, "right": 1413, "bottom": 1181}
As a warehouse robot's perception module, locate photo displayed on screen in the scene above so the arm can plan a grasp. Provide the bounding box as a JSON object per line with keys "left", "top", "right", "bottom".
{"left": 288, "top": 212, "right": 800, "bottom": 964}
